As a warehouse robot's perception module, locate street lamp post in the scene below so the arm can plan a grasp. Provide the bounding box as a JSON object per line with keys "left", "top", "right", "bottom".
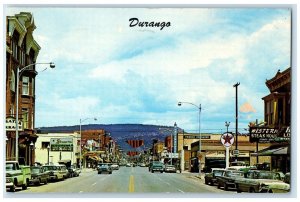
{"left": 29, "top": 141, "right": 34, "bottom": 166}
{"left": 178, "top": 101, "right": 202, "bottom": 178}
{"left": 225, "top": 121, "right": 231, "bottom": 168}
{"left": 233, "top": 82, "right": 240, "bottom": 162}
{"left": 59, "top": 147, "right": 62, "bottom": 161}
{"left": 225, "top": 121, "right": 230, "bottom": 134}
{"left": 79, "top": 117, "right": 97, "bottom": 169}
{"left": 47, "top": 144, "right": 50, "bottom": 165}
{"left": 15, "top": 62, "right": 55, "bottom": 162}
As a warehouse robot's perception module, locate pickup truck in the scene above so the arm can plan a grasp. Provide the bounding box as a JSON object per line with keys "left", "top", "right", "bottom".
{"left": 6, "top": 161, "right": 31, "bottom": 192}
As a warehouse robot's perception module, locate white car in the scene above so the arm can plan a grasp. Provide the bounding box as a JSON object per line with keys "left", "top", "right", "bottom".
{"left": 111, "top": 164, "right": 119, "bottom": 170}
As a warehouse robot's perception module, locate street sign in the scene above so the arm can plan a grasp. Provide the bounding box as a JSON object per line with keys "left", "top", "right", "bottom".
{"left": 220, "top": 132, "right": 234, "bottom": 147}
{"left": 232, "top": 150, "right": 239, "bottom": 156}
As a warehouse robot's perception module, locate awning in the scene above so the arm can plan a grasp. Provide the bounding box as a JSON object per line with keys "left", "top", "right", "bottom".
{"left": 251, "top": 146, "right": 289, "bottom": 156}
{"left": 88, "top": 156, "right": 102, "bottom": 162}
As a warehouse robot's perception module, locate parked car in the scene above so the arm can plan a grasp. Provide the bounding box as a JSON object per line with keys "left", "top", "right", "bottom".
{"left": 139, "top": 163, "right": 146, "bottom": 167}
{"left": 69, "top": 165, "right": 81, "bottom": 177}
{"left": 111, "top": 164, "right": 120, "bottom": 170}
{"left": 29, "top": 166, "right": 50, "bottom": 186}
{"left": 126, "top": 163, "right": 132, "bottom": 167}
{"left": 235, "top": 170, "right": 290, "bottom": 193}
{"left": 42, "top": 165, "right": 64, "bottom": 182}
{"left": 284, "top": 172, "right": 290, "bottom": 184}
{"left": 164, "top": 164, "right": 176, "bottom": 173}
{"left": 57, "top": 165, "right": 68, "bottom": 179}
{"left": 97, "top": 164, "right": 112, "bottom": 174}
{"left": 204, "top": 168, "right": 225, "bottom": 186}
{"left": 149, "top": 161, "right": 164, "bottom": 173}
{"left": 6, "top": 161, "right": 31, "bottom": 192}
{"left": 216, "top": 170, "right": 244, "bottom": 190}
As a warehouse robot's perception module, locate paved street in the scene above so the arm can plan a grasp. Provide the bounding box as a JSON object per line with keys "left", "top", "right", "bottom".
{"left": 9, "top": 167, "right": 235, "bottom": 195}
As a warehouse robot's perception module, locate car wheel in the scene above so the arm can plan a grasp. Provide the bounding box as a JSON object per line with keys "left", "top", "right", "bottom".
{"left": 217, "top": 183, "right": 221, "bottom": 189}
{"left": 160, "top": 171, "right": 163, "bottom": 173}
{"left": 249, "top": 187, "right": 255, "bottom": 193}
{"left": 109, "top": 172, "right": 112, "bottom": 174}
{"left": 10, "top": 185, "right": 15, "bottom": 192}
{"left": 44, "top": 179, "right": 48, "bottom": 185}
{"left": 236, "top": 184, "right": 242, "bottom": 193}
{"left": 205, "top": 179, "right": 208, "bottom": 185}
{"left": 151, "top": 170, "right": 154, "bottom": 173}
{"left": 37, "top": 179, "right": 41, "bottom": 186}
{"left": 22, "top": 181, "right": 28, "bottom": 190}
{"left": 224, "top": 183, "right": 228, "bottom": 191}
{"left": 98, "top": 172, "right": 101, "bottom": 174}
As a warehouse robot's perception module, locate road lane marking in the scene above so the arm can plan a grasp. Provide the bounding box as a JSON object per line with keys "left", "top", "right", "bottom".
{"left": 164, "top": 182, "right": 170, "bottom": 185}
{"left": 92, "top": 182, "right": 97, "bottom": 186}
{"left": 128, "top": 175, "right": 134, "bottom": 193}
{"left": 177, "top": 189, "right": 185, "bottom": 193}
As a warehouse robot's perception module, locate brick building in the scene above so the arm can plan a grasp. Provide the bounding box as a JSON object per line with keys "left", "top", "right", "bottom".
{"left": 5, "top": 12, "right": 41, "bottom": 165}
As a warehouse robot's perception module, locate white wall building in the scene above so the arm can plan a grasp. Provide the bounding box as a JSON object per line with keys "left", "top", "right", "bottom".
{"left": 35, "top": 133, "right": 80, "bottom": 165}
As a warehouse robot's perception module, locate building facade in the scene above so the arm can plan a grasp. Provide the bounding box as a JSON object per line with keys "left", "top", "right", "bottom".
{"left": 6, "top": 12, "right": 41, "bottom": 165}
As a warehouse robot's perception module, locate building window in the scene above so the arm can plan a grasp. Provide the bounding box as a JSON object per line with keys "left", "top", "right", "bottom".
{"left": 22, "top": 76, "right": 29, "bottom": 95}
{"left": 10, "top": 70, "right": 15, "bottom": 92}
{"left": 10, "top": 104, "right": 14, "bottom": 117}
{"left": 12, "top": 40, "right": 18, "bottom": 59}
{"left": 31, "top": 112, "right": 34, "bottom": 129}
{"left": 31, "top": 78, "right": 35, "bottom": 96}
{"left": 22, "top": 108, "right": 28, "bottom": 129}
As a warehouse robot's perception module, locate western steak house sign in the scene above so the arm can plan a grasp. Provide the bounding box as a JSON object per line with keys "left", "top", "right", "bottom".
{"left": 249, "top": 126, "right": 290, "bottom": 143}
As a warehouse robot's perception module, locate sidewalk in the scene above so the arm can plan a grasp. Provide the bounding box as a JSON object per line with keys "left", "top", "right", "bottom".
{"left": 80, "top": 168, "right": 95, "bottom": 173}
{"left": 181, "top": 170, "right": 205, "bottom": 182}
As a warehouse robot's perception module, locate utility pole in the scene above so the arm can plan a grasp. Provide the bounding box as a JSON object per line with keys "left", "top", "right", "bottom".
{"left": 233, "top": 82, "right": 240, "bottom": 161}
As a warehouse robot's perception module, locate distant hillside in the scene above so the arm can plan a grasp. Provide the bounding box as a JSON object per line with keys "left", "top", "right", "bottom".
{"left": 38, "top": 124, "right": 182, "bottom": 152}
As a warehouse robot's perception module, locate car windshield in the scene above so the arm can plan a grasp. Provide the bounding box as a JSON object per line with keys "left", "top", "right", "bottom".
{"left": 43, "top": 166, "right": 57, "bottom": 171}
{"left": 6, "top": 163, "right": 15, "bottom": 171}
{"left": 153, "top": 161, "right": 163, "bottom": 165}
{"left": 31, "top": 168, "right": 41, "bottom": 174}
{"left": 257, "top": 172, "right": 279, "bottom": 180}
{"left": 226, "top": 171, "right": 244, "bottom": 177}
{"left": 213, "top": 170, "right": 224, "bottom": 176}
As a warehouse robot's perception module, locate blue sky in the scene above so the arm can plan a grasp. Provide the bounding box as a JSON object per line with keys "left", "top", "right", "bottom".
{"left": 5, "top": 7, "right": 291, "bottom": 133}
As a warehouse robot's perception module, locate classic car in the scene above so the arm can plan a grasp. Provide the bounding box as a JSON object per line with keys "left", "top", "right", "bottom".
{"left": 57, "top": 164, "right": 68, "bottom": 179}
{"left": 284, "top": 172, "right": 290, "bottom": 184}
{"left": 235, "top": 170, "right": 290, "bottom": 193}
{"left": 216, "top": 170, "right": 244, "bottom": 190}
{"left": 111, "top": 164, "right": 120, "bottom": 170}
{"left": 69, "top": 165, "right": 81, "bottom": 177}
{"left": 204, "top": 168, "right": 226, "bottom": 186}
{"left": 164, "top": 164, "right": 176, "bottom": 173}
{"left": 149, "top": 161, "right": 164, "bottom": 173}
{"left": 42, "top": 165, "right": 64, "bottom": 181}
{"left": 29, "top": 166, "right": 50, "bottom": 185}
{"left": 97, "top": 163, "right": 112, "bottom": 174}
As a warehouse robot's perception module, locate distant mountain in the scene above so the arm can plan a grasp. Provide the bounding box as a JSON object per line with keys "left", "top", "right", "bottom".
{"left": 38, "top": 124, "right": 182, "bottom": 152}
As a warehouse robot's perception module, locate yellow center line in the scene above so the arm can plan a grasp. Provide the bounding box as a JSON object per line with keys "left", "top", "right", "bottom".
{"left": 128, "top": 175, "right": 134, "bottom": 193}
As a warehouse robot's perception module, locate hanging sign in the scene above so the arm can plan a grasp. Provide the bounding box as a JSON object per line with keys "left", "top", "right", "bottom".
{"left": 6, "top": 117, "right": 23, "bottom": 131}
